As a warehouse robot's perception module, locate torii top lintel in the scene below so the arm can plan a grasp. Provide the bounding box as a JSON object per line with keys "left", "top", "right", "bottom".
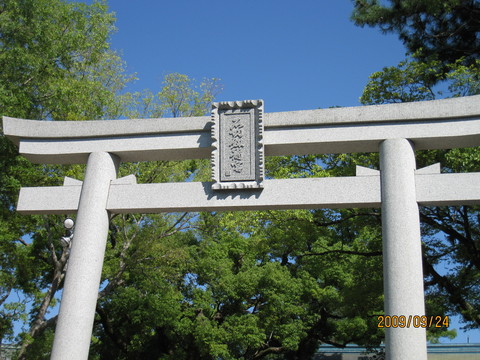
{"left": 3, "top": 95, "right": 480, "bottom": 165}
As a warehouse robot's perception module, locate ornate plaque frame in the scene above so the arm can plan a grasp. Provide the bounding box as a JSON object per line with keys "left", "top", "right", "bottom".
{"left": 211, "top": 100, "right": 264, "bottom": 190}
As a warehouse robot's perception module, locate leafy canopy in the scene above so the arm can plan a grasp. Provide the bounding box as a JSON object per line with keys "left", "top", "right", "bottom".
{"left": 359, "top": 55, "right": 480, "bottom": 338}
{"left": 0, "top": 0, "right": 132, "bottom": 352}
{"left": 351, "top": 0, "right": 480, "bottom": 65}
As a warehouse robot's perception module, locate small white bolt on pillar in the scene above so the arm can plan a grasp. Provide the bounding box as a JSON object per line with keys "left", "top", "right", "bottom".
{"left": 380, "top": 138, "right": 427, "bottom": 360}
{"left": 51, "top": 152, "right": 119, "bottom": 360}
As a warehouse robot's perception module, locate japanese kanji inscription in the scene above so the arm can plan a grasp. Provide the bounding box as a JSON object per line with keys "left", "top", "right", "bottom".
{"left": 211, "top": 100, "right": 264, "bottom": 190}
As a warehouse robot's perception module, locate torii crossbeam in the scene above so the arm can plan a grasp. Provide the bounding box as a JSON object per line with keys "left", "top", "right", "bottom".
{"left": 3, "top": 95, "right": 480, "bottom": 360}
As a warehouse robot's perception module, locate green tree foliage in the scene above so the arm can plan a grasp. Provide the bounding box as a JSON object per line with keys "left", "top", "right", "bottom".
{"left": 2, "top": 0, "right": 384, "bottom": 358}
{"left": 351, "top": 0, "right": 480, "bottom": 65}
{"left": 77, "top": 76, "right": 385, "bottom": 360}
{"left": 4, "top": 1, "right": 478, "bottom": 359}
{"left": 14, "top": 73, "right": 220, "bottom": 358}
{"left": 353, "top": 11, "right": 480, "bottom": 332}
{"left": 359, "top": 57, "right": 480, "bottom": 336}
{"left": 0, "top": 3, "right": 222, "bottom": 356}
{"left": 87, "top": 148, "right": 389, "bottom": 359}
{"left": 359, "top": 57, "right": 442, "bottom": 104}
{"left": 91, "top": 209, "right": 386, "bottom": 360}
{"left": 361, "top": 56, "right": 480, "bottom": 104}
{"left": 0, "top": 0, "right": 130, "bottom": 121}
{"left": 0, "top": 1, "right": 387, "bottom": 357}
{"left": 157, "top": 73, "right": 222, "bottom": 118}
{"left": 122, "top": 73, "right": 222, "bottom": 120}
{"left": 0, "top": 0, "right": 132, "bottom": 353}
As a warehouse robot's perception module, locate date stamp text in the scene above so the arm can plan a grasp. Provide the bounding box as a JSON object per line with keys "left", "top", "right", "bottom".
{"left": 377, "top": 315, "right": 449, "bottom": 328}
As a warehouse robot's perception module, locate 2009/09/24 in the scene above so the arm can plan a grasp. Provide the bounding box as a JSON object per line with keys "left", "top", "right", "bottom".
{"left": 377, "top": 315, "right": 449, "bottom": 328}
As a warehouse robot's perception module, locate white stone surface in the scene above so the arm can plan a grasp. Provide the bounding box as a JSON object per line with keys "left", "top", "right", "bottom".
{"left": 3, "top": 95, "right": 480, "bottom": 164}
{"left": 211, "top": 100, "right": 265, "bottom": 189}
{"left": 416, "top": 172, "right": 480, "bottom": 206}
{"left": 355, "top": 165, "right": 380, "bottom": 176}
{"left": 415, "top": 163, "right": 441, "bottom": 174}
{"left": 18, "top": 133, "right": 211, "bottom": 164}
{"left": 63, "top": 176, "right": 83, "bottom": 186}
{"left": 380, "top": 139, "right": 427, "bottom": 360}
{"left": 111, "top": 174, "right": 137, "bottom": 185}
{"left": 4, "top": 95, "right": 480, "bottom": 140}
{"left": 50, "top": 152, "right": 119, "bottom": 360}
{"left": 107, "top": 177, "right": 381, "bottom": 212}
{"left": 15, "top": 115, "right": 480, "bottom": 164}
{"left": 264, "top": 117, "right": 480, "bottom": 156}
{"left": 17, "top": 185, "right": 81, "bottom": 214}
{"left": 2, "top": 115, "right": 210, "bottom": 141}
{"left": 15, "top": 172, "right": 480, "bottom": 214}
{"left": 265, "top": 94, "right": 480, "bottom": 127}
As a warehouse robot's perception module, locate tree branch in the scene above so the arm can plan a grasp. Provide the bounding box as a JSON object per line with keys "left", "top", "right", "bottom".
{"left": 253, "top": 346, "right": 285, "bottom": 359}
{"left": 299, "top": 250, "right": 382, "bottom": 257}
{"left": 96, "top": 305, "right": 129, "bottom": 354}
{"left": 423, "top": 256, "right": 480, "bottom": 327}
{"left": 15, "top": 238, "right": 29, "bottom": 246}
{"left": 420, "top": 212, "right": 480, "bottom": 270}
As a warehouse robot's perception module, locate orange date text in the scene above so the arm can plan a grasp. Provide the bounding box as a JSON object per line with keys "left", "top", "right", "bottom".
{"left": 377, "top": 315, "right": 449, "bottom": 328}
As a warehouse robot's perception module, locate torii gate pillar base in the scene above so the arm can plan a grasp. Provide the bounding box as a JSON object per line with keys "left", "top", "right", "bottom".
{"left": 51, "top": 152, "right": 119, "bottom": 360}
{"left": 380, "top": 139, "right": 427, "bottom": 360}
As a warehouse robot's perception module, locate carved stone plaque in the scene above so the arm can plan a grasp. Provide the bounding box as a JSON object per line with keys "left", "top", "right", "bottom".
{"left": 211, "top": 100, "right": 264, "bottom": 190}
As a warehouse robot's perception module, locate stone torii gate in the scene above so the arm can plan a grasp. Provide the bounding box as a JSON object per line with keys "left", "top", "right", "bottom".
{"left": 3, "top": 95, "right": 480, "bottom": 360}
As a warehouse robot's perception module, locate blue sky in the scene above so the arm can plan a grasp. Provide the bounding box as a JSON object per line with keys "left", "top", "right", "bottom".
{"left": 107, "top": 0, "right": 407, "bottom": 112}
{"left": 71, "top": 0, "right": 479, "bottom": 345}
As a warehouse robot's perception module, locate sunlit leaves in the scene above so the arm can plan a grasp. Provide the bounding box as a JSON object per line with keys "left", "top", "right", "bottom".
{"left": 359, "top": 52, "right": 480, "bottom": 336}
{"left": 351, "top": 0, "right": 480, "bottom": 65}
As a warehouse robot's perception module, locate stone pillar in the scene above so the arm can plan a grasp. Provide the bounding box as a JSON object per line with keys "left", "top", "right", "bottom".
{"left": 379, "top": 139, "right": 427, "bottom": 360}
{"left": 51, "top": 152, "right": 119, "bottom": 360}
